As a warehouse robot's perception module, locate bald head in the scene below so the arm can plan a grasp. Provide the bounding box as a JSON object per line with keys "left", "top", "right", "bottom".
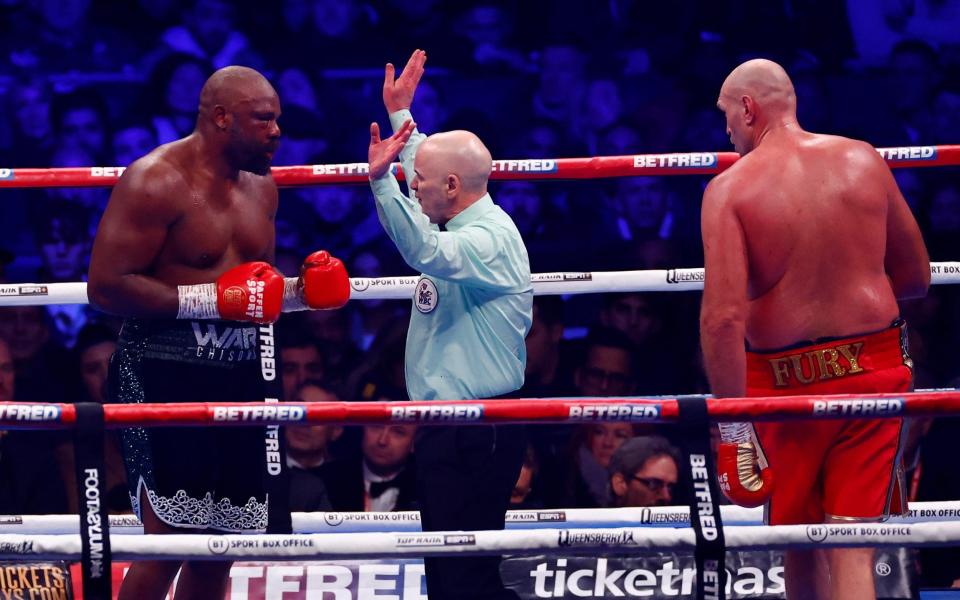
{"left": 419, "top": 130, "right": 493, "bottom": 194}
{"left": 198, "top": 65, "right": 277, "bottom": 121}
{"left": 720, "top": 59, "right": 797, "bottom": 118}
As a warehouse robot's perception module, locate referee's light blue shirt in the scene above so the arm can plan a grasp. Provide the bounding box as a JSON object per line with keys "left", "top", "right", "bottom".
{"left": 369, "top": 109, "right": 533, "bottom": 401}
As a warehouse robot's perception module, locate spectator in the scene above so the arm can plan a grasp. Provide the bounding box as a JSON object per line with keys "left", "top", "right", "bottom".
{"left": 285, "top": 380, "right": 341, "bottom": 511}
{"left": 144, "top": 53, "right": 212, "bottom": 144}
{"left": 0, "top": 306, "right": 73, "bottom": 403}
{"left": 279, "top": 328, "right": 325, "bottom": 401}
{"left": 518, "top": 296, "right": 569, "bottom": 398}
{"left": 0, "top": 337, "right": 69, "bottom": 514}
{"left": 112, "top": 119, "right": 158, "bottom": 167}
{"left": 5, "top": 78, "right": 54, "bottom": 167}
{"left": 157, "top": 0, "right": 264, "bottom": 70}
{"left": 321, "top": 382, "right": 418, "bottom": 512}
{"left": 51, "top": 87, "right": 111, "bottom": 162}
{"left": 56, "top": 323, "right": 130, "bottom": 513}
{"left": 510, "top": 444, "right": 541, "bottom": 509}
{"left": 608, "top": 436, "right": 681, "bottom": 507}
{"left": 573, "top": 327, "right": 637, "bottom": 398}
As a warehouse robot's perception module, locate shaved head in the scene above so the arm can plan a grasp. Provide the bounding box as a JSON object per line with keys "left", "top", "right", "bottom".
{"left": 720, "top": 59, "right": 797, "bottom": 118}
{"left": 199, "top": 65, "right": 277, "bottom": 118}
{"left": 419, "top": 130, "right": 493, "bottom": 193}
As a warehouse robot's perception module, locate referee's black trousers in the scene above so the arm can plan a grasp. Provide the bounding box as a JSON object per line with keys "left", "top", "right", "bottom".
{"left": 415, "top": 424, "right": 526, "bottom": 600}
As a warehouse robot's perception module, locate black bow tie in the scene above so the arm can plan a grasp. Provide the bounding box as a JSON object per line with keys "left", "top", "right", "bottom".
{"left": 368, "top": 478, "right": 398, "bottom": 498}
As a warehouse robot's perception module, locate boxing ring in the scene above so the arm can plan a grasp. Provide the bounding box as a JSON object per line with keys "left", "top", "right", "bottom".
{"left": 1, "top": 144, "right": 959, "bottom": 599}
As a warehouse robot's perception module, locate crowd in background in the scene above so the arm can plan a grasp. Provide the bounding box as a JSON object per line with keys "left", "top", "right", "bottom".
{"left": 0, "top": 0, "right": 959, "bottom": 588}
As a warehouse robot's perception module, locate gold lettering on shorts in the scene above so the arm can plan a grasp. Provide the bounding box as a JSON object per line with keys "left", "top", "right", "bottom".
{"left": 769, "top": 357, "right": 791, "bottom": 387}
{"left": 766, "top": 342, "right": 866, "bottom": 387}
{"left": 815, "top": 348, "right": 846, "bottom": 380}
{"left": 790, "top": 354, "right": 817, "bottom": 384}
{"left": 836, "top": 343, "right": 865, "bottom": 373}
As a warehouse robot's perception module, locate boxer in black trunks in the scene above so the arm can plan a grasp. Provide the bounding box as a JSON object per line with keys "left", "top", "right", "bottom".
{"left": 89, "top": 66, "right": 349, "bottom": 600}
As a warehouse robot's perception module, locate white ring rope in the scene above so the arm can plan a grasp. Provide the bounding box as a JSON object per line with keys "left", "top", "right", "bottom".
{"left": 2, "top": 521, "right": 959, "bottom": 561}
{"left": 2, "top": 502, "right": 956, "bottom": 535}
{"left": 1, "top": 263, "right": 958, "bottom": 306}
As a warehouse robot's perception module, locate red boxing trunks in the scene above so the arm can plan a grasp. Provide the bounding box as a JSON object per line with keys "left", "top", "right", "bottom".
{"left": 747, "top": 320, "right": 912, "bottom": 525}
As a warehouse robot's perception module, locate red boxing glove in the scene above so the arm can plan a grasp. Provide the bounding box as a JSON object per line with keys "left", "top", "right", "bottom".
{"left": 177, "top": 261, "right": 284, "bottom": 324}
{"left": 300, "top": 250, "right": 350, "bottom": 309}
{"left": 716, "top": 422, "right": 774, "bottom": 508}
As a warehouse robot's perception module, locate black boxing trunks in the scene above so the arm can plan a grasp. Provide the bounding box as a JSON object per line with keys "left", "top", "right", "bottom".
{"left": 109, "top": 318, "right": 279, "bottom": 532}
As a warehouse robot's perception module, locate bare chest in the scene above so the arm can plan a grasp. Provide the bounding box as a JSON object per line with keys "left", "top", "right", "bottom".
{"left": 165, "top": 186, "right": 273, "bottom": 270}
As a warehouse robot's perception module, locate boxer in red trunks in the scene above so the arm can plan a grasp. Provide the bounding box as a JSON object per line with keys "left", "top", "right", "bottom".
{"left": 699, "top": 59, "right": 929, "bottom": 600}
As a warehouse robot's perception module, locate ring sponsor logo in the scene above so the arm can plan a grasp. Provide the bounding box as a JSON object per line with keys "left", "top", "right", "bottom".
{"left": 806, "top": 525, "right": 827, "bottom": 543}
{"left": 529, "top": 558, "right": 784, "bottom": 597}
{"left": 208, "top": 537, "right": 229, "bottom": 555}
{"left": 212, "top": 405, "right": 306, "bottom": 422}
{"left": 811, "top": 398, "right": 903, "bottom": 417}
{"left": 391, "top": 404, "right": 484, "bottom": 422}
{"left": 258, "top": 324, "right": 276, "bottom": 380}
{"left": 568, "top": 404, "right": 660, "bottom": 421}
{"left": 639, "top": 508, "right": 689, "bottom": 525}
{"left": 0, "top": 286, "right": 16, "bottom": 296}
{"left": 17, "top": 285, "right": 48, "bottom": 296}
{"left": 0, "top": 541, "right": 34, "bottom": 554}
{"left": 492, "top": 159, "right": 558, "bottom": 173}
{"left": 665, "top": 269, "right": 705, "bottom": 284}
{"left": 562, "top": 273, "right": 593, "bottom": 281}
{"left": 689, "top": 454, "right": 719, "bottom": 541}
{"left": 396, "top": 534, "right": 445, "bottom": 547}
{"left": 0, "top": 168, "right": 14, "bottom": 180}
{"left": 633, "top": 153, "right": 718, "bottom": 169}
{"left": 0, "top": 404, "right": 61, "bottom": 422}
{"left": 313, "top": 163, "right": 370, "bottom": 175}
{"left": 90, "top": 166, "right": 126, "bottom": 177}
{"left": 109, "top": 515, "right": 143, "bottom": 528}
{"left": 324, "top": 513, "right": 345, "bottom": 526}
{"left": 557, "top": 530, "right": 636, "bottom": 547}
{"left": 0, "top": 516, "right": 23, "bottom": 525}
{"left": 537, "top": 511, "right": 567, "bottom": 522}
{"left": 917, "top": 508, "right": 960, "bottom": 517}
{"left": 875, "top": 562, "right": 892, "bottom": 576}
{"left": 83, "top": 468, "right": 104, "bottom": 578}
{"left": 877, "top": 146, "right": 936, "bottom": 161}
{"left": 531, "top": 273, "right": 563, "bottom": 282}
{"left": 930, "top": 264, "right": 960, "bottom": 275}
{"left": 350, "top": 278, "right": 370, "bottom": 292}
{"left": 444, "top": 534, "right": 476, "bottom": 546}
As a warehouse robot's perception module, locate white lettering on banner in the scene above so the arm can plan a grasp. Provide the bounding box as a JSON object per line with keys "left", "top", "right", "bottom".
{"left": 876, "top": 146, "right": 937, "bottom": 161}
{"left": 312, "top": 163, "right": 371, "bottom": 176}
{"left": 568, "top": 404, "right": 660, "bottom": 421}
{"left": 84, "top": 468, "right": 104, "bottom": 578}
{"left": 213, "top": 405, "right": 307, "bottom": 422}
{"left": 0, "top": 404, "right": 61, "bottom": 422}
{"left": 258, "top": 324, "right": 276, "bottom": 380}
{"left": 90, "top": 166, "right": 127, "bottom": 177}
{"left": 390, "top": 405, "right": 484, "bottom": 422}
{"left": 811, "top": 398, "right": 904, "bottom": 416}
{"left": 221, "top": 563, "right": 429, "bottom": 600}
{"left": 633, "top": 153, "right": 718, "bottom": 169}
{"left": 492, "top": 159, "right": 558, "bottom": 173}
{"left": 690, "top": 454, "right": 719, "bottom": 541}
{"left": 529, "top": 558, "right": 784, "bottom": 598}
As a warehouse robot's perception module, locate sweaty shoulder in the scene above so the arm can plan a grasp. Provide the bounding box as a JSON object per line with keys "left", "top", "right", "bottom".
{"left": 109, "top": 145, "right": 191, "bottom": 222}
{"left": 809, "top": 134, "right": 882, "bottom": 172}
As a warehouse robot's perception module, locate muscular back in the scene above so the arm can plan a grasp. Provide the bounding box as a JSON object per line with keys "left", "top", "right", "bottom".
{"left": 702, "top": 131, "right": 928, "bottom": 350}
{"left": 88, "top": 137, "right": 278, "bottom": 317}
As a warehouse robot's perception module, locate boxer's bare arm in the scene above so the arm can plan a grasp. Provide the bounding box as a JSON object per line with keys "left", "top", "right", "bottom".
{"left": 700, "top": 176, "right": 749, "bottom": 398}
{"left": 876, "top": 154, "right": 930, "bottom": 300}
{"left": 88, "top": 161, "right": 183, "bottom": 317}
